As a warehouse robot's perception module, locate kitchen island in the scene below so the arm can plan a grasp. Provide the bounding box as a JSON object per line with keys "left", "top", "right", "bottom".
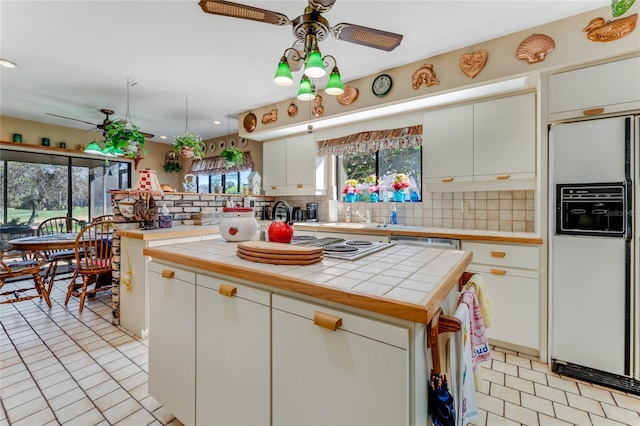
{"left": 144, "top": 238, "right": 471, "bottom": 426}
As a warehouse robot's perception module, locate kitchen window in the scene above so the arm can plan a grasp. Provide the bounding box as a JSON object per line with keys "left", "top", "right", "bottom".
{"left": 197, "top": 170, "right": 252, "bottom": 194}
{"left": 337, "top": 146, "right": 422, "bottom": 202}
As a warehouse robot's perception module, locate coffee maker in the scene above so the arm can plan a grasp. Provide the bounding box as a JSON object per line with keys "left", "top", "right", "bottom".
{"left": 306, "top": 202, "right": 319, "bottom": 222}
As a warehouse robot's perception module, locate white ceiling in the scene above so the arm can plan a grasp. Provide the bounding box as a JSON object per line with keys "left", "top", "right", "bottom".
{"left": 0, "top": 0, "right": 609, "bottom": 144}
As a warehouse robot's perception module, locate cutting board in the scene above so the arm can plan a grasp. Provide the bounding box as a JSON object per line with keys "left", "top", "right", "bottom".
{"left": 236, "top": 241, "right": 323, "bottom": 265}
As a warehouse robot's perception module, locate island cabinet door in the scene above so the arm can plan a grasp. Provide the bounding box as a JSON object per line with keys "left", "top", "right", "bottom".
{"left": 148, "top": 262, "right": 196, "bottom": 426}
{"left": 271, "top": 294, "right": 410, "bottom": 426}
{"left": 195, "top": 275, "right": 271, "bottom": 426}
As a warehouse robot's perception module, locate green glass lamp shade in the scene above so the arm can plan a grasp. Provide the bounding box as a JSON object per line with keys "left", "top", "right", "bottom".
{"left": 84, "top": 141, "right": 104, "bottom": 155}
{"left": 324, "top": 66, "right": 344, "bottom": 96}
{"left": 297, "top": 76, "right": 315, "bottom": 101}
{"left": 304, "top": 51, "right": 326, "bottom": 79}
{"left": 103, "top": 145, "right": 125, "bottom": 157}
{"left": 273, "top": 56, "right": 293, "bottom": 86}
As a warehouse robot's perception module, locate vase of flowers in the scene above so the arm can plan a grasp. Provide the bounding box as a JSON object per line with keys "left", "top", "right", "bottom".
{"left": 392, "top": 173, "right": 410, "bottom": 202}
{"left": 364, "top": 174, "right": 381, "bottom": 203}
{"left": 343, "top": 179, "right": 359, "bottom": 202}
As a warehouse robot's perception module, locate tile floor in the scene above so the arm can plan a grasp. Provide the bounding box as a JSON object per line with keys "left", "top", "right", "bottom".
{"left": 1, "top": 274, "right": 639, "bottom": 426}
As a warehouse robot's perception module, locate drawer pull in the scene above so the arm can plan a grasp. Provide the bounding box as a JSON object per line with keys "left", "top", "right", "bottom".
{"left": 583, "top": 107, "right": 604, "bottom": 116}
{"left": 271, "top": 186, "right": 277, "bottom": 190}
{"left": 490, "top": 268, "right": 506, "bottom": 275}
{"left": 441, "top": 177, "right": 454, "bottom": 183}
{"left": 490, "top": 251, "right": 506, "bottom": 258}
{"left": 314, "top": 311, "right": 342, "bottom": 331}
{"left": 218, "top": 284, "right": 237, "bottom": 297}
{"left": 496, "top": 174, "right": 511, "bottom": 180}
{"left": 296, "top": 184, "right": 303, "bottom": 189}
{"left": 161, "top": 270, "right": 175, "bottom": 279}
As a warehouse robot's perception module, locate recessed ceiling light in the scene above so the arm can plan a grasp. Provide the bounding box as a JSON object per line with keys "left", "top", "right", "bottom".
{"left": 0, "top": 59, "right": 18, "bottom": 68}
{"left": 213, "top": 120, "right": 221, "bottom": 125}
{"left": 160, "top": 135, "right": 167, "bottom": 139}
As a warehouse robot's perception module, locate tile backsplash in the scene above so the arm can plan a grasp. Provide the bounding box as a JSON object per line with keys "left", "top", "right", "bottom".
{"left": 283, "top": 190, "right": 535, "bottom": 233}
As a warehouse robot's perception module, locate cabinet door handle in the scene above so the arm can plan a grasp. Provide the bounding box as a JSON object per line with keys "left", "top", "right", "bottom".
{"left": 314, "top": 311, "right": 342, "bottom": 331}
{"left": 296, "top": 184, "right": 303, "bottom": 189}
{"left": 496, "top": 174, "right": 511, "bottom": 180}
{"left": 490, "top": 251, "right": 506, "bottom": 258}
{"left": 441, "top": 177, "right": 454, "bottom": 183}
{"left": 218, "top": 284, "right": 237, "bottom": 297}
{"left": 490, "top": 268, "right": 506, "bottom": 275}
{"left": 161, "top": 270, "right": 175, "bottom": 279}
{"left": 583, "top": 107, "right": 605, "bottom": 116}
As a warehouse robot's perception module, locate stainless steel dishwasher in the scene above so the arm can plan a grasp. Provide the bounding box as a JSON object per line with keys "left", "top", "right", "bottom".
{"left": 389, "top": 235, "right": 460, "bottom": 249}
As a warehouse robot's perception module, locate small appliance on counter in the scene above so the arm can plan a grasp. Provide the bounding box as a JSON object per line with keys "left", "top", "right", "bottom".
{"left": 292, "top": 207, "right": 307, "bottom": 222}
{"left": 306, "top": 202, "right": 319, "bottom": 222}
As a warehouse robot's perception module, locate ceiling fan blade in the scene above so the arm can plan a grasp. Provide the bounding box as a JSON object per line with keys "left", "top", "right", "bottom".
{"left": 198, "top": 0, "right": 290, "bottom": 26}
{"left": 330, "top": 23, "right": 403, "bottom": 51}
{"left": 142, "top": 131, "right": 154, "bottom": 139}
{"left": 308, "top": 0, "right": 337, "bottom": 13}
{"left": 46, "top": 113, "right": 97, "bottom": 127}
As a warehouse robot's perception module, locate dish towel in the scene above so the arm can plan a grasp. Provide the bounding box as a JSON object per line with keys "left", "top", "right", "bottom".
{"left": 449, "top": 302, "right": 479, "bottom": 426}
{"left": 464, "top": 274, "right": 495, "bottom": 329}
{"left": 458, "top": 286, "right": 492, "bottom": 369}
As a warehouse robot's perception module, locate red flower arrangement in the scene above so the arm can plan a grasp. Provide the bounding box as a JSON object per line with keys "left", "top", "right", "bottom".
{"left": 391, "top": 173, "right": 410, "bottom": 191}
{"left": 343, "top": 179, "right": 360, "bottom": 194}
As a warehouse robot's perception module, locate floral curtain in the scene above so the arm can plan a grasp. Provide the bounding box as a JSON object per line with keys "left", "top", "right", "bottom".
{"left": 187, "top": 151, "right": 254, "bottom": 176}
{"left": 316, "top": 125, "right": 422, "bottom": 157}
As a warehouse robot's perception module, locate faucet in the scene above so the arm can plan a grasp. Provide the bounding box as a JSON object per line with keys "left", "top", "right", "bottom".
{"left": 354, "top": 209, "right": 371, "bottom": 223}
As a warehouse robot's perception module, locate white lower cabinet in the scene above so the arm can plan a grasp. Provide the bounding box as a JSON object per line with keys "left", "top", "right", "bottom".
{"left": 148, "top": 262, "right": 196, "bottom": 426}
{"left": 196, "top": 275, "right": 271, "bottom": 426}
{"left": 271, "top": 294, "right": 409, "bottom": 426}
{"left": 461, "top": 241, "right": 540, "bottom": 352}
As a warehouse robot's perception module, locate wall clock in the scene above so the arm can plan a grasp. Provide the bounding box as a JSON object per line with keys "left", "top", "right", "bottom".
{"left": 372, "top": 74, "right": 392, "bottom": 97}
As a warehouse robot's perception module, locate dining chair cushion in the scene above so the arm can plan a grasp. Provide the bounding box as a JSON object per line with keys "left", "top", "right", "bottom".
{"left": 48, "top": 250, "right": 76, "bottom": 260}
{"left": 70, "top": 258, "right": 111, "bottom": 270}
{"left": 0, "top": 259, "right": 40, "bottom": 274}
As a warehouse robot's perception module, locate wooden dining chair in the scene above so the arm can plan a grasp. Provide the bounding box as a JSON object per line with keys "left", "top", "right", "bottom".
{"left": 91, "top": 215, "right": 114, "bottom": 223}
{"left": 37, "top": 216, "right": 84, "bottom": 293}
{"left": 65, "top": 221, "right": 114, "bottom": 313}
{"left": 0, "top": 250, "right": 51, "bottom": 308}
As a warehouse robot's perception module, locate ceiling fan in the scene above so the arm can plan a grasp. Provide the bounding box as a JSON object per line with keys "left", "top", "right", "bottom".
{"left": 46, "top": 108, "right": 154, "bottom": 138}
{"left": 198, "top": 0, "right": 404, "bottom": 62}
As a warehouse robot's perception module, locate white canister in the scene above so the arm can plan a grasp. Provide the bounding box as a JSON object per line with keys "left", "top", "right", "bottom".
{"left": 219, "top": 207, "right": 258, "bottom": 241}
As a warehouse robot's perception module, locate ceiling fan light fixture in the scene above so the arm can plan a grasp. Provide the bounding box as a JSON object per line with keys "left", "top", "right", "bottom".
{"left": 304, "top": 50, "right": 326, "bottom": 78}
{"left": 84, "top": 141, "right": 104, "bottom": 155}
{"left": 297, "top": 75, "right": 315, "bottom": 101}
{"left": 273, "top": 56, "right": 294, "bottom": 86}
{"left": 324, "top": 66, "right": 344, "bottom": 96}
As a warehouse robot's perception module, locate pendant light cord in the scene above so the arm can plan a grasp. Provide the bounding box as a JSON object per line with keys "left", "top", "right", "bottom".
{"left": 184, "top": 97, "right": 190, "bottom": 133}
{"left": 125, "top": 77, "right": 133, "bottom": 129}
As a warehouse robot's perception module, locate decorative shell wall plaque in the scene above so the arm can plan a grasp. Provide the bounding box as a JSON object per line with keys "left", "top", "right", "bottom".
{"left": 337, "top": 86, "right": 359, "bottom": 105}
{"left": 412, "top": 64, "right": 440, "bottom": 90}
{"left": 459, "top": 49, "right": 488, "bottom": 78}
{"left": 287, "top": 102, "right": 298, "bottom": 117}
{"left": 261, "top": 108, "right": 278, "bottom": 124}
{"left": 243, "top": 113, "right": 257, "bottom": 133}
{"left": 516, "top": 34, "right": 555, "bottom": 64}
{"left": 583, "top": 13, "right": 637, "bottom": 42}
{"left": 312, "top": 95, "right": 324, "bottom": 118}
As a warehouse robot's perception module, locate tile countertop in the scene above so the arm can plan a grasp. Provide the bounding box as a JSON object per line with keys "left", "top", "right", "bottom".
{"left": 143, "top": 239, "right": 472, "bottom": 325}
{"left": 115, "top": 225, "right": 220, "bottom": 240}
{"left": 293, "top": 222, "right": 543, "bottom": 244}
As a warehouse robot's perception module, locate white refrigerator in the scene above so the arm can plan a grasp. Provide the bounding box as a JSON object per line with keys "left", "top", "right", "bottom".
{"left": 550, "top": 115, "right": 639, "bottom": 393}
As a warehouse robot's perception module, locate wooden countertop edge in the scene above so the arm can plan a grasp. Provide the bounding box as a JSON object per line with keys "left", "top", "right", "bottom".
{"left": 116, "top": 228, "right": 219, "bottom": 240}
{"left": 143, "top": 247, "right": 473, "bottom": 325}
{"left": 294, "top": 224, "right": 543, "bottom": 245}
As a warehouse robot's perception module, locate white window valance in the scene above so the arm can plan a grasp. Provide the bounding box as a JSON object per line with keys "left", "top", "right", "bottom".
{"left": 316, "top": 125, "right": 422, "bottom": 157}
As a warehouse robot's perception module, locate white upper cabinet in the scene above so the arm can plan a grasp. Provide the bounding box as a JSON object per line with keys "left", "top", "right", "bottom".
{"left": 474, "top": 93, "right": 536, "bottom": 180}
{"left": 548, "top": 56, "right": 640, "bottom": 121}
{"left": 423, "top": 92, "right": 536, "bottom": 191}
{"left": 263, "top": 134, "right": 326, "bottom": 196}
{"left": 423, "top": 104, "right": 474, "bottom": 183}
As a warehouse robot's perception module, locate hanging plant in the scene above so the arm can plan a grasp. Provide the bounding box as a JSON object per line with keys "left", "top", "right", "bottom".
{"left": 220, "top": 147, "right": 244, "bottom": 168}
{"left": 173, "top": 97, "right": 205, "bottom": 160}
{"left": 104, "top": 120, "right": 147, "bottom": 158}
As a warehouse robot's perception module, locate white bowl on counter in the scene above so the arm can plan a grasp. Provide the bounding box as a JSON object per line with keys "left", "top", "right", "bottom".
{"left": 219, "top": 207, "right": 258, "bottom": 242}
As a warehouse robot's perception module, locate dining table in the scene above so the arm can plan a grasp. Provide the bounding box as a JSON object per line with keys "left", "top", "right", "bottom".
{"left": 9, "top": 232, "right": 112, "bottom": 295}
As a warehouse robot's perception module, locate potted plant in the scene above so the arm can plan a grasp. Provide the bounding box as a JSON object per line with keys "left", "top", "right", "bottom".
{"left": 163, "top": 161, "right": 182, "bottom": 173}
{"left": 173, "top": 131, "right": 205, "bottom": 159}
{"left": 104, "top": 120, "right": 147, "bottom": 158}
{"left": 220, "top": 147, "right": 244, "bottom": 168}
